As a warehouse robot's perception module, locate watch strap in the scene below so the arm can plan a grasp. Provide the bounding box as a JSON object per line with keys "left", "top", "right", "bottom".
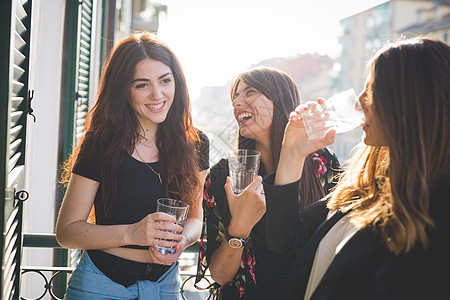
{"left": 224, "top": 228, "right": 249, "bottom": 248}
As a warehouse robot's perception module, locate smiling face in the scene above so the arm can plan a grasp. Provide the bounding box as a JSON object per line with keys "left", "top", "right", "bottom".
{"left": 232, "top": 80, "right": 274, "bottom": 142}
{"left": 129, "top": 58, "right": 175, "bottom": 131}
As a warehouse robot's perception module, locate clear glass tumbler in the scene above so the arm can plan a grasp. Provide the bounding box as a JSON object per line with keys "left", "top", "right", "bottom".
{"left": 154, "top": 198, "right": 189, "bottom": 255}
{"left": 300, "top": 88, "right": 365, "bottom": 140}
{"left": 227, "top": 149, "right": 261, "bottom": 194}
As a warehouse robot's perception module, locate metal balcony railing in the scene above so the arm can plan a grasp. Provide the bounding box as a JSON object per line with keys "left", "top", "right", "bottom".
{"left": 21, "top": 234, "right": 212, "bottom": 300}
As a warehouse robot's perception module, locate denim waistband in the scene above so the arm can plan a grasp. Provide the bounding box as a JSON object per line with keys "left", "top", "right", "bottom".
{"left": 87, "top": 250, "right": 171, "bottom": 286}
{"left": 66, "top": 252, "right": 180, "bottom": 299}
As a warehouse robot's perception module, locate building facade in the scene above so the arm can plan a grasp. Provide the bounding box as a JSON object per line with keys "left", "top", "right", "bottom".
{"left": 337, "top": 0, "right": 449, "bottom": 94}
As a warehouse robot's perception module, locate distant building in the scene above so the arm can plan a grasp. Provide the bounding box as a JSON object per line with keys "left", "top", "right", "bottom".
{"left": 336, "top": 0, "right": 447, "bottom": 94}
{"left": 288, "top": 54, "right": 336, "bottom": 101}
{"left": 115, "top": 0, "right": 167, "bottom": 42}
{"left": 399, "top": 1, "right": 450, "bottom": 40}
{"left": 254, "top": 53, "right": 335, "bottom": 100}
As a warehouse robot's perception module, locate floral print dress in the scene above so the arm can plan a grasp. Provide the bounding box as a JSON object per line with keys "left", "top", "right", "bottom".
{"left": 195, "top": 148, "right": 341, "bottom": 299}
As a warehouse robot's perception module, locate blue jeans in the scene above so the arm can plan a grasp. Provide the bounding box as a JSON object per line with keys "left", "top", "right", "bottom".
{"left": 65, "top": 252, "right": 180, "bottom": 300}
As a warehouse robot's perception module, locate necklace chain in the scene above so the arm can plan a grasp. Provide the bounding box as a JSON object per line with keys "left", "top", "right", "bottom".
{"left": 135, "top": 147, "right": 162, "bottom": 184}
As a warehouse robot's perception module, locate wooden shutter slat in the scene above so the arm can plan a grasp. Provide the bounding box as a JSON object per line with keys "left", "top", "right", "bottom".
{"left": 79, "top": 54, "right": 90, "bottom": 65}
{"left": 81, "top": 12, "right": 92, "bottom": 22}
{"left": 13, "top": 49, "right": 26, "bottom": 69}
{"left": 5, "top": 206, "right": 19, "bottom": 238}
{"left": 7, "top": 165, "right": 24, "bottom": 188}
{"left": 10, "top": 97, "right": 23, "bottom": 110}
{"left": 76, "top": 111, "right": 87, "bottom": 119}
{"left": 82, "top": 1, "right": 93, "bottom": 14}
{"left": 13, "top": 65, "right": 25, "bottom": 80}
{"left": 14, "top": 15, "right": 27, "bottom": 36}
{"left": 78, "top": 78, "right": 89, "bottom": 86}
{"left": 10, "top": 110, "right": 23, "bottom": 124}
{"left": 78, "top": 102, "right": 88, "bottom": 109}
{"left": 80, "top": 20, "right": 92, "bottom": 34}
{"left": 79, "top": 73, "right": 89, "bottom": 80}
{"left": 9, "top": 126, "right": 22, "bottom": 143}
{"left": 78, "top": 84, "right": 89, "bottom": 92}
{"left": 78, "top": 73, "right": 89, "bottom": 81}
{"left": 14, "top": 31, "right": 26, "bottom": 51}
{"left": 14, "top": 0, "right": 27, "bottom": 18}
{"left": 2, "top": 270, "right": 16, "bottom": 299}
{"left": 8, "top": 152, "right": 22, "bottom": 173}
{"left": 9, "top": 138, "right": 21, "bottom": 154}
{"left": 81, "top": 24, "right": 92, "bottom": 36}
{"left": 79, "top": 47, "right": 90, "bottom": 60}
{"left": 4, "top": 229, "right": 18, "bottom": 259}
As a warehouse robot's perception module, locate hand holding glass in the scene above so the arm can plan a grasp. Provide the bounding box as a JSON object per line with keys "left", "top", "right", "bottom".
{"left": 301, "top": 89, "right": 365, "bottom": 140}
{"left": 154, "top": 198, "right": 189, "bottom": 255}
{"left": 227, "top": 149, "right": 261, "bottom": 194}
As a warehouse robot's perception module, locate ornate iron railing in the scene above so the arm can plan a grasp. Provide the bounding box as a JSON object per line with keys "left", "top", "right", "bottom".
{"left": 21, "top": 234, "right": 212, "bottom": 300}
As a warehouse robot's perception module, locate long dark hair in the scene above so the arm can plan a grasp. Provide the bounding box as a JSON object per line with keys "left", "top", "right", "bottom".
{"left": 231, "top": 66, "right": 325, "bottom": 208}
{"left": 62, "top": 32, "right": 201, "bottom": 214}
{"left": 328, "top": 37, "right": 450, "bottom": 254}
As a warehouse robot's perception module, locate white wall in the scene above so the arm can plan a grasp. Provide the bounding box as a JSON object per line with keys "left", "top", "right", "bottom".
{"left": 22, "top": 0, "right": 65, "bottom": 298}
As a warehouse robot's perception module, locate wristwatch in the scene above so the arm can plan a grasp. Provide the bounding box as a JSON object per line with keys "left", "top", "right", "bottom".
{"left": 225, "top": 229, "right": 249, "bottom": 249}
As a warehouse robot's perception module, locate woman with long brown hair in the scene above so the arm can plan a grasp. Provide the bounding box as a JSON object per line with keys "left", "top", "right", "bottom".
{"left": 56, "top": 32, "right": 209, "bottom": 299}
{"left": 195, "top": 67, "right": 341, "bottom": 299}
{"left": 265, "top": 37, "right": 450, "bottom": 299}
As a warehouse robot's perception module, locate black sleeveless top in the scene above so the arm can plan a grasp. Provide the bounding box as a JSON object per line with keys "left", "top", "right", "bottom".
{"left": 72, "top": 130, "right": 209, "bottom": 226}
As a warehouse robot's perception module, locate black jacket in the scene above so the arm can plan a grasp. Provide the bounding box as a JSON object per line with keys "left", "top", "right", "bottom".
{"left": 264, "top": 171, "right": 450, "bottom": 300}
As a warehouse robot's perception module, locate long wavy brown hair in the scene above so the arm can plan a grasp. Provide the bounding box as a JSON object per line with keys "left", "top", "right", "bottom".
{"left": 62, "top": 32, "right": 202, "bottom": 215}
{"left": 231, "top": 66, "right": 328, "bottom": 208}
{"left": 327, "top": 37, "right": 450, "bottom": 254}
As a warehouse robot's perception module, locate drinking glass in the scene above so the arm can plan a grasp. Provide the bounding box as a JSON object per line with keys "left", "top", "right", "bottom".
{"left": 227, "top": 149, "right": 261, "bottom": 194}
{"left": 155, "top": 198, "right": 189, "bottom": 255}
{"left": 300, "top": 88, "right": 365, "bottom": 139}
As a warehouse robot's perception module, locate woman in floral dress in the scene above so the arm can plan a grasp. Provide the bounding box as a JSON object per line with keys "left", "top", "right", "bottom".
{"left": 195, "top": 67, "right": 341, "bottom": 299}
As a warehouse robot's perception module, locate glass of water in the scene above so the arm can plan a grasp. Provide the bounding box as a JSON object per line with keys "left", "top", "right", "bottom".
{"left": 155, "top": 198, "right": 189, "bottom": 255}
{"left": 300, "top": 88, "right": 365, "bottom": 140}
{"left": 227, "top": 149, "right": 261, "bottom": 194}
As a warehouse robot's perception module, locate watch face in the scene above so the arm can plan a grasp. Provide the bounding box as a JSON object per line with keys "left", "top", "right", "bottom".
{"left": 229, "top": 238, "right": 243, "bottom": 248}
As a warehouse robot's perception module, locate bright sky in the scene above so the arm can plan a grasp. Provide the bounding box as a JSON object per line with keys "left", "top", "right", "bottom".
{"left": 157, "top": 0, "right": 388, "bottom": 100}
